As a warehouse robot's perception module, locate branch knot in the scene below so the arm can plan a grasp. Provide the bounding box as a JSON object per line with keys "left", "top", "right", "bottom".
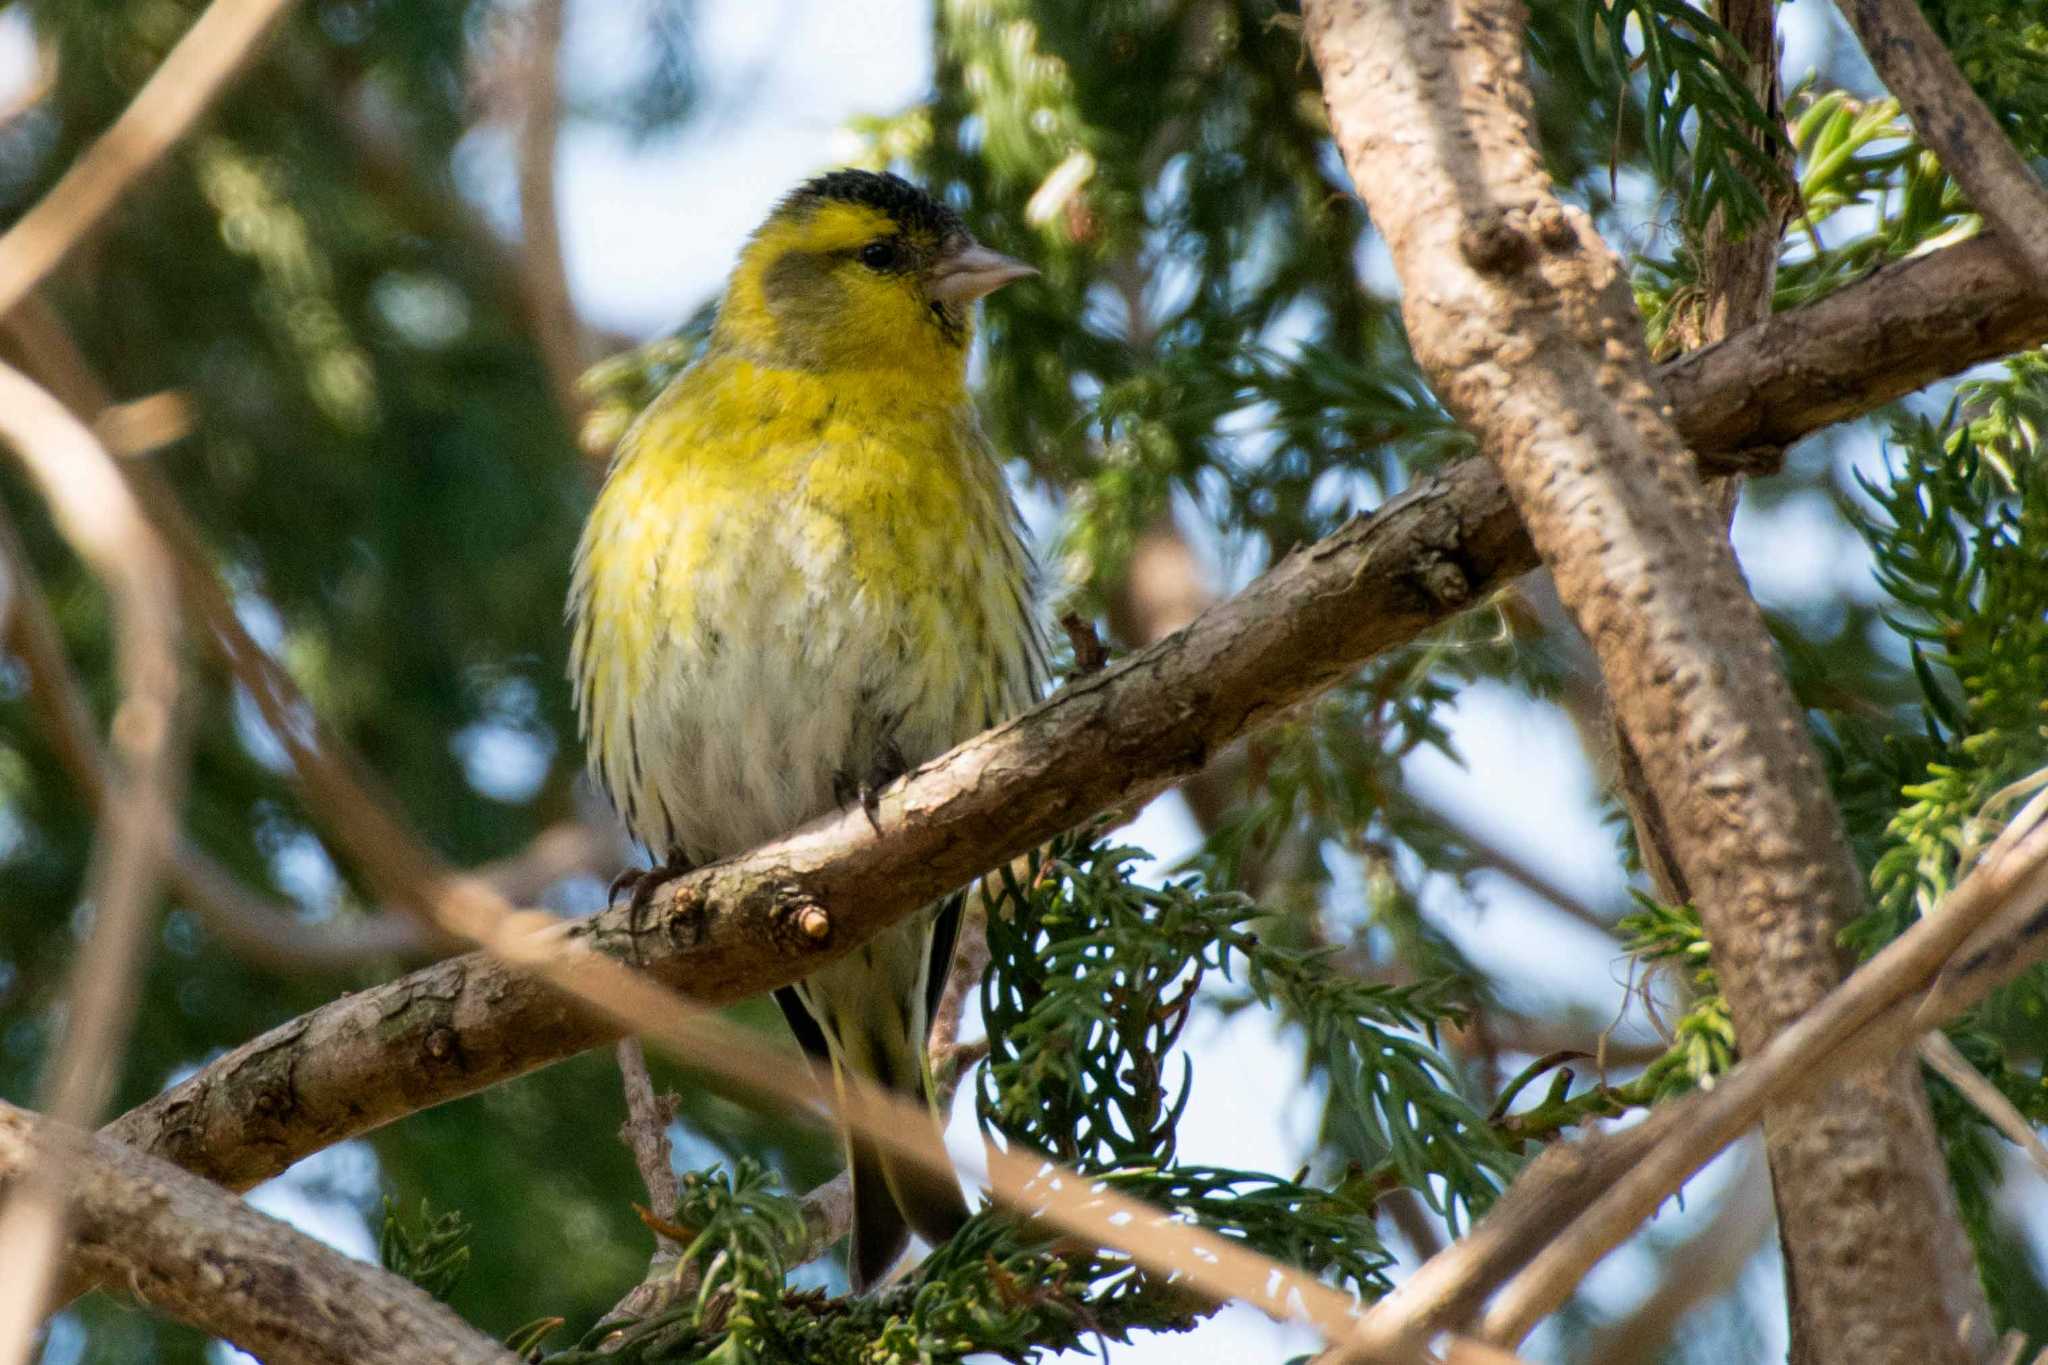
{"left": 1458, "top": 211, "right": 1535, "bottom": 276}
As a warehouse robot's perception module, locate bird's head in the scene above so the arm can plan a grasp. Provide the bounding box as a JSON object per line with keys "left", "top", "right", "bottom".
{"left": 714, "top": 170, "right": 1035, "bottom": 380}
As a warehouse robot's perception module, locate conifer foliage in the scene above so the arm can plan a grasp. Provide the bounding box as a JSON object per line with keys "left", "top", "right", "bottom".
{"left": 3, "top": 0, "right": 2048, "bottom": 1361}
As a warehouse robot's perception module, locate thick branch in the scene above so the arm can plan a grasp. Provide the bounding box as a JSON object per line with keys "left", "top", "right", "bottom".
{"left": 0, "top": 1102, "right": 514, "bottom": 1365}
{"left": 1344, "top": 774, "right": 2048, "bottom": 1355}
{"left": 1481, "top": 788, "right": 2048, "bottom": 1343}
{"left": 100, "top": 450, "right": 1520, "bottom": 1191}
{"left": 1301, "top": 0, "right": 1984, "bottom": 1358}
{"left": 103, "top": 457, "right": 1376, "bottom": 1342}
{"left": 1667, "top": 233, "right": 2046, "bottom": 461}
{"left": 1835, "top": 0, "right": 2048, "bottom": 287}
{"left": 103, "top": 231, "right": 2048, "bottom": 1196}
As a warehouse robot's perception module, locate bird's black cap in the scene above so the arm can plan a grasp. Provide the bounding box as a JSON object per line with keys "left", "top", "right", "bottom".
{"left": 784, "top": 170, "right": 966, "bottom": 241}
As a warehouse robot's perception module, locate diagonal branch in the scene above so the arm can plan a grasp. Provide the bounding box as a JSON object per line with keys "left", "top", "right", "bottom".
{"left": 0, "top": 0, "right": 299, "bottom": 316}
{"left": 1338, "top": 773, "right": 2048, "bottom": 1357}
{"left": 0, "top": 509, "right": 438, "bottom": 971}
{"left": 1478, "top": 782, "right": 2048, "bottom": 1344}
{"left": 1834, "top": 0, "right": 2048, "bottom": 287}
{"left": 101, "top": 447, "right": 1527, "bottom": 1191}
{"left": 101, "top": 228, "right": 2048, "bottom": 1202}
{"left": 0, "top": 1101, "right": 514, "bottom": 1365}
{"left": 1299, "top": 0, "right": 1985, "bottom": 1358}
{"left": 1664, "top": 231, "right": 2045, "bottom": 463}
{"left": 85, "top": 455, "right": 1382, "bottom": 1343}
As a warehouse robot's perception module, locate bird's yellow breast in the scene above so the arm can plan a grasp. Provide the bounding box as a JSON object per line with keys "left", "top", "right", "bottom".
{"left": 568, "top": 350, "right": 1041, "bottom": 859}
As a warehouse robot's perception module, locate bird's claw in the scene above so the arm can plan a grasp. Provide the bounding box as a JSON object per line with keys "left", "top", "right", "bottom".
{"left": 609, "top": 856, "right": 696, "bottom": 914}
{"left": 610, "top": 856, "right": 697, "bottom": 966}
{"left": 834, "top": 771, "right": 888, "bottom": 836}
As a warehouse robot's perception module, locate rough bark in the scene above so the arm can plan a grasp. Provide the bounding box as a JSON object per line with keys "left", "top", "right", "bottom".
{"left": 1338, "top": 797, "right": 2048, "bottom": 1354}
{"left": 1660, "top": 234, "right": 2043, "bottom": 460}
{"left": 101, "top": 232, "right": 2048, "bottom": 1203}
{"left": 0, "top": 1102, "right": 514, "bottom": 1365}
{"left": 1300, "top": 0, "right": 1987, "bottom": 1357}
{"left": 1476, "top": 795, "right": 2048, "bottom": 1346}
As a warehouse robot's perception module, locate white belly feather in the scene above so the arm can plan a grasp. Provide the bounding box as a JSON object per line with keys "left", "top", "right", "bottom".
{"left": 571, "top": 455, "right": 1043, "bottom": 866}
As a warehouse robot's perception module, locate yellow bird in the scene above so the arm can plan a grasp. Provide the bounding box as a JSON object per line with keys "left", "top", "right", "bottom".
{"left": 567, "top": 170, "right": 1046, "bottom": 1289}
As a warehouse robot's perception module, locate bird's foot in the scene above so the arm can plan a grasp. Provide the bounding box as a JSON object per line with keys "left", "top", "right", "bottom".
{"left": 836, "top": 740, "right": 908, "bottom": 837}
{"left": 609, "top": 855, "right": 697, "bottom": 914}
{"left": 833, "top": 772, "right": 891, "bottom": 836}
{"left": 610, "top": 855, "right": 698, "bottom": 965}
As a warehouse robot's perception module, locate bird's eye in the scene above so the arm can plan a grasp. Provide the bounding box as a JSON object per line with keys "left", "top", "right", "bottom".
{"left": 858, "top": 240, "right": 901, "bottom": 271}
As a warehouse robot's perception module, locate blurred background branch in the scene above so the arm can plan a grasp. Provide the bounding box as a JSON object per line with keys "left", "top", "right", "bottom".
{"left": 3, "top": 0, "right": 2048, "bottom": 1360}
{"left": 0, "top": 364, "right": 183, "bottom": 1365}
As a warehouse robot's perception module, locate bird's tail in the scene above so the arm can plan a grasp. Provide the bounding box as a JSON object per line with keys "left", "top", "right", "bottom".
{"left": 773, "top": 901, "right": 970, "bottom": 1291}
{"left": 842, "top": 1066, "right": 971, "bottom": 1291}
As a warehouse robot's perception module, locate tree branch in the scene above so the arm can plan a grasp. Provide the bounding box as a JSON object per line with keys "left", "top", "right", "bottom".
{"left": 1300, "top": 1, "right": 1986, "bottom": 1358}
{"left": 510, "top": 0, "right": 595, "bottom": 442}
{"left": 1339, "top": 771, "right": 2048, "bottom": 1356}
{"left": 615, "top": 1038, "right": 681, "bottom": 1237}
{"left": 1582, "top": 1140, "right": 1773, "bottom": 1365}
{"left": 1835, "top": 0, "right": 2048, "bottom": 287}
{"left": 0, "top": 1101, "right": 515, "bottom": 1365}
{"left": 100, "top": 446, "right": 1523, "bottom": 1189}
{"left": 1665, "top": 233, "right": 2046, "bottom": 461}
{"left": 81, "top": 458, "right": 1382, "bottom": 1345}
{"left": 1916, "top": 1033, "right": 2048, "bottom": 1182}
{"left": 101, "top": 229, "right": 2048, "bottom": 1201}
{"left": 1479, "top": 783, "right": 2048, "bottom": 1345}
{"left": 0, "top": 367, "right": 183, "bottom": 1365}
{"left": 0, "top": 0, "right": 298, "bottom": 316}
{"left": 0, "top": 510, "right": 440, "bottom": 972}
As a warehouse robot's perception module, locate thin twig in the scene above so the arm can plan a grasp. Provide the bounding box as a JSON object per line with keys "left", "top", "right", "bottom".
{"left": 0, "top": 366, "right": 183, "bottom": 1365}
{"left": 615, "top": 1038, "right": 681, "bottom": 1248}
{"left": 0, "top": 0, "right": 300, "bottom": 316}
{"left": 1835, "top": 0, "right": 2048, "bottom": 288}
{"left": 1917, "top": 1033, "right": 2048, "bottom": 1180}
{"left": 598, "top": 1037, "right": 688, "bottom": 1326}
{"left": 510, "top": 0, "right": 594, "bottom": 444}
{"left": 0, "top": 512, "right": 437, "bottom": 971}
{"left": 930, "top": 894, "right": 992, "bottom": 1060}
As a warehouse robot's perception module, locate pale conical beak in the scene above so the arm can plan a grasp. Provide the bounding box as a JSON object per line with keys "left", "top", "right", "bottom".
{"left": 928, "top": 242, "right": 1037, "bottom": 305}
